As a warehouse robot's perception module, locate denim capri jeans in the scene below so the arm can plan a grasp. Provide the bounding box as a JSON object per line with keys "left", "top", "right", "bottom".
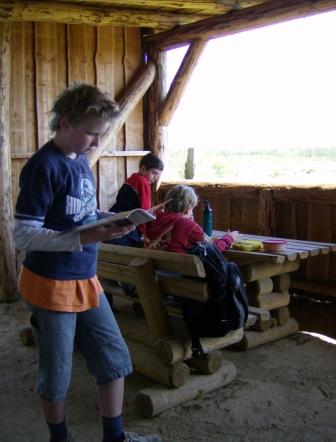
{"left": 27, "top": 294, "right": 133, "bottom": 402}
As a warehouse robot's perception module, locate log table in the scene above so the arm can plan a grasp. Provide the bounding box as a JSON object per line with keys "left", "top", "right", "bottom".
{"left": 214, "top": 231, "right": 336, "bottom": 350}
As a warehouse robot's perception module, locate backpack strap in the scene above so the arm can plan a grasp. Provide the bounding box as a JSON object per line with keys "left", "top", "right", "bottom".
{"left": 144, "top": 224, "right": 174, "bottom": 250}
{"left": 191, "top": 334, "right": 206, "bottom": 358}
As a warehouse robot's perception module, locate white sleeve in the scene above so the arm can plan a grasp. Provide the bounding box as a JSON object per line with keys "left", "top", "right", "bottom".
{"left": 96, "top": 209, "right": 115, "bottom": 219}
{"left": 13, "top": 218, "right": 83, "bottom": 252}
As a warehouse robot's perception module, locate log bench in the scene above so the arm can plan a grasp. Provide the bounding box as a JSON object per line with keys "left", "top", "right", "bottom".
{"left": 97, "top": 243, "right": 242, "bottom": 416}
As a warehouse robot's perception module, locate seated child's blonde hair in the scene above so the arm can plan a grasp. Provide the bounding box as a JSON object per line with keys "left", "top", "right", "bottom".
{"left": 164, "top": 185, "right": 198, "bottom": 213}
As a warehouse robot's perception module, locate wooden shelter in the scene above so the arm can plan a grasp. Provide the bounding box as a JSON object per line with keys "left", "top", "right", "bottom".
{"left": 1, "top": 0, "right": 336, "bottom": 302}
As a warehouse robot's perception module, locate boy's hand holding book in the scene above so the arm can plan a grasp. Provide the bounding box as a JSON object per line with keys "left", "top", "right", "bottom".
{"left": 80, "top": 223, "right": 135, "bottom": 245}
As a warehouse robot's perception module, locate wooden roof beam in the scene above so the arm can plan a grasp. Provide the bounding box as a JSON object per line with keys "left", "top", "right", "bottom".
{"left": 87, "top": 61, "right": 156, "bottom": 167}
{"left": 159, "top": 39, "right": 207, "bottom": 126}
{"left": 144, "top": 0, "right": 336, "bottom": 50}
{"left": 0, "top": 1, "right": 205, "bottom": 29}
{"left": 57, "top": 0, "right": 263, "bottom": 14}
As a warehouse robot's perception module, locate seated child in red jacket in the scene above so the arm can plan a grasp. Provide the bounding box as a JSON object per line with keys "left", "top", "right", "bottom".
{"left": 145, "top": 185, "right": 238, "bottom": 253}
{"left": 108, "top": 152, "right": 164, "bottom": 246}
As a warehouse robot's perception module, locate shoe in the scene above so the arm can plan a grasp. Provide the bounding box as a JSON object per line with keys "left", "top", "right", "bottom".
{"left": 124, "top": 432, "right": 161, "bottom": 442}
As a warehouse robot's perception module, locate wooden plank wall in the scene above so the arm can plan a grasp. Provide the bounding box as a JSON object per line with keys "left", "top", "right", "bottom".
{"left": 158, "top": 183, "right": 336, "bottom": 295}
{"left": 9, "top": 22, "right": 144, "bottom": 212}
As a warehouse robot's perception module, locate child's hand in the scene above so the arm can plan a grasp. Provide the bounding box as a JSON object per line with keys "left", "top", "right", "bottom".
{"left": 80, "top": 224, "right": 135, "bottom": 245}
{"left": 226, "top": 230, "right": 240, "bottom": 242}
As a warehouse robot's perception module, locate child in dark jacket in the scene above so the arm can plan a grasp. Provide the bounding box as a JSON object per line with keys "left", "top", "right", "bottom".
{"left": 145, "top": 185, "right": 238, "bottom": 253}
{"left": 108, "top": 153, "right": 164, "bottom": 246}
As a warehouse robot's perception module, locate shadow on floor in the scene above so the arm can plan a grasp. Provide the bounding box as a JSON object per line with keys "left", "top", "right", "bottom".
{"left": 290, "top": 291, "right": 336, "bottom": 340}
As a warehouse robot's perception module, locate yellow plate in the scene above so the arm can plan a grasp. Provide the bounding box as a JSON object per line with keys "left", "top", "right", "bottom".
{"left": 232, "top": 240, "right": 263, "bottom": 252}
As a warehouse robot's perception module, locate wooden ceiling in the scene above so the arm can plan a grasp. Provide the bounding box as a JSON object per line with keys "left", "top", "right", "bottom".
{"left": 1, "top": 0, "right": 336, "bottom": 49}
{"left": 0, "top": 1, "right": 267, "bottom": 30}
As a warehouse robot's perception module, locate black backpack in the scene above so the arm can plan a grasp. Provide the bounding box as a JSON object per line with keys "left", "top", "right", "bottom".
{"left": 183, "top": 242, "right": 248, "bottom": 357}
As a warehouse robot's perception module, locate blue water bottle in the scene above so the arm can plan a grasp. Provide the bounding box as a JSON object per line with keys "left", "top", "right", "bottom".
{"left": 203, "top": 199, "right": 213, "bottom": 237}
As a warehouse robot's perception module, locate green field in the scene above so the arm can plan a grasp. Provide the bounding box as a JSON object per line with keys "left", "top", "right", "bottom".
{"left": 164, "top": 146, "right": 336, "bottom": 186}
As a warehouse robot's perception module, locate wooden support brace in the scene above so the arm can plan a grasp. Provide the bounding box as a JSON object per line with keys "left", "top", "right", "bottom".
{"left": 186, "top": 350, "right": 223, "bottom": 375}
{"left": 135, "top": 360, "right": 237, "bottom": 417}
{"left": 248, "top": 306, "right": 271, "bottom": 322}
{"left": 126, "top": 339, "right": 189, "bottom": 389}
{"left": 233, "top": 317, "right": 299, "bottom": 351}
{"left": 250, "top": 317, "right": 272, "bottom": 332}
{"left": 272, "top": 274, "right": 291, "bottom": 293}
{"left": 271, "top": 306, "right": 290, "bottom": 326}
{"left": 155, "top": 328, "right": 244, "bottom": 365}
{"left": 249, "top": 292, "right": 290, "bottom": 310}
{"left": 159, "top": 39, "right": 207, "bottom": 126}
{"left": 246, "top": 278, "right": 273, "bottom": 297}
{"left": 241, "top": 259, "right": 300, "bottom": 282}
{"left": 87, "top": 61, "right": 156, "bottom": 167}
{"left": 129, "top": 257, "right": 173, "bottom": 340}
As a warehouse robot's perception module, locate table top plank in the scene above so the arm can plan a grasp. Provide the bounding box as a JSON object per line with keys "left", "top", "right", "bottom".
{"left": 223, "top": 249, "right": 285, "bottom": 264}
{"left": 240, "top": 233, "right": 333, "bottom": 256}
{"left": 213, "top": 230, "right": 336, "bottom": 263}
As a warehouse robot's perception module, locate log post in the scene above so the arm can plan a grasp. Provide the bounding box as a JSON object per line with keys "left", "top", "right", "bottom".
{"left": 272, "top": 274, "right": 291, "bottom": 293}
{"left": 0, "top": 23, "right": 17, "bottom": 302}
{"left": 184, "top": 147, "right": 195, "bottom": 179}
{"left": 145, "top": 46, "right": 167, "bottom": 161}
{"left": 129, "top": 257, "right": 173, "bottom": 340}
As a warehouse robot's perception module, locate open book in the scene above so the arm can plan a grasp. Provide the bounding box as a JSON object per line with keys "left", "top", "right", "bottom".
{"left": 59, "top": 201, "right": 167, "bottom": 235}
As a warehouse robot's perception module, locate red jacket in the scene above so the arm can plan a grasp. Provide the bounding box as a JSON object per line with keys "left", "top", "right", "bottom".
{"left": 145, "top": 211, "right": 234, "bottom": 254}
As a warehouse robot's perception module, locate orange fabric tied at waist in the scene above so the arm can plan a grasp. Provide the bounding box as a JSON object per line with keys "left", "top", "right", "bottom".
{"left": 18, "top": 266, "right": 103, "bottom": 312}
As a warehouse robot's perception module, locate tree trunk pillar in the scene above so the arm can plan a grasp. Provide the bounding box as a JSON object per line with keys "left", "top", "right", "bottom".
{"left": 145, "top": 46, "right": 167, "bottom": 162}
{"left": 0, "top": 23, "right": 18, "bottom": 302}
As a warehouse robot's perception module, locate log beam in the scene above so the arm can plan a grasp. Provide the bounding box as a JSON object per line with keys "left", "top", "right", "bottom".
{"left": 0, "top": 23, "right": 17, "bottom": 302}
{"left": 155, "top": 328, "right": 244, "bottom": 365}
{"left": 87, "top": 61, "right": 155, "bottom": 167}
{"left": 145, "top": 47, "right": 167, "bottom": 160}
{"left": 234, "top": 317, "right": 299, "bottom": 350}
{"left": 135, "top": 360, "right": 237, "bottom": 417}
{"left": 144, "top": 0, "right": 336, "bottom": 50}
{"left": 0, "top": 1, "right": 203, "bottom": 30}
{"left": 126, "top": 339, "right": 190, "bottom": 389}
{"left": 248, "top": 292, "right": 290, "bottom": 310}
{"left": 159, "top": 39, "right": 207, "bottom": 126}
{"left": 240, "top": 259, "right": 300, "bottom": 282}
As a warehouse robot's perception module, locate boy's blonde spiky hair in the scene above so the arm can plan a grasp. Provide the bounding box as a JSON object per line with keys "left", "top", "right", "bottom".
{"left": 49, "top": 82, "right": 120, "bottom": 132}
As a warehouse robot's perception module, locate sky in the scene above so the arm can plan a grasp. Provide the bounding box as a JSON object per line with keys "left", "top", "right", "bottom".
{"left": 166, "top": 10, "right": 336, "bottom": 152}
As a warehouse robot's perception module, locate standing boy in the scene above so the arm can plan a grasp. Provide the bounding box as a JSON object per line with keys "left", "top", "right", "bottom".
{"left": 13, "top": 83, "right": 160, "bottom": 442}
{"left": 108, "top": 153, "right": 164, "bottom": 246}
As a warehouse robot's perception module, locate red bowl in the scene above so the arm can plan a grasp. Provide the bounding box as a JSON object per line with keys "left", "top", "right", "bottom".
{"left": 262, "top": 239, "right": 287, "bottom": 252}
